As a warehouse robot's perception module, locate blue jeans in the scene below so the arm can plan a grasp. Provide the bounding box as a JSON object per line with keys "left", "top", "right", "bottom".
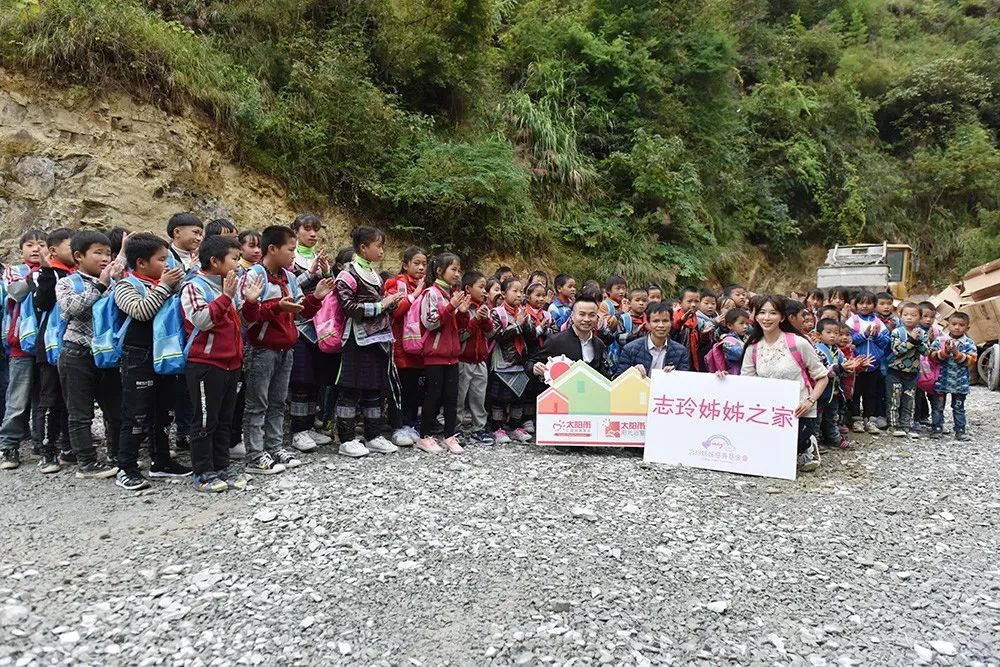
{"left": 818, "top": 395, "right": 841, "bottom": 445}
{"left": 0, "top": 356, "right": 35, "bottom": 451}
{"left": 886, "top": 370, "right": 917, "bottom": 429}
{"left": 930, "top": 393, "right": 966, "bottom": 433}
{"left": 242, "top": 346, "right": 293, "bottom": 459}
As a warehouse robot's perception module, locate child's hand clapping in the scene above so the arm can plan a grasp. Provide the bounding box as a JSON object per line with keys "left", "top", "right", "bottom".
{"left": 380, "top": 291, "right": 404, "bottom": 310}
{"left": 223, "top": 270, "right": 237, "bottom": 298}
{"left": 476, "top": 304, "right": 490, "bottom": 320}
{"left": 516, "top": 307, "right": 528, "bottom": 325}
{"left": 242, "top": 274, "right": 265, "bottom": 303}
{"left": 161, "top": 267, "right": 185, "bottom": 288}
{"left": 313, "top": 277, "right": 335, "bottom": 300}
{"left": 449, "top": 291, "right": 465, "bottom": 309}
{"left": 456, "top": 294, "right": 472, "bottom": 313}
{"left": 277, "top": 296, "right": 304, "bottom": 314}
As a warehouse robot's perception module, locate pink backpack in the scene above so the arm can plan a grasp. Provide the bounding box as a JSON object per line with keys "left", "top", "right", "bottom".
{"left": 751, "top": 332, "right": 814, "bottom": 389}
{"left": 917, "top": 355, "right": 941, "bottom": 393}
{"left": 315, "top": 271, "right": 355, "bottom": 354}
{"left": 704, "top": 341, "right": 727, "bottom": 374}
{"left": 402, "top": 290, "right": 430, "bottom": 354}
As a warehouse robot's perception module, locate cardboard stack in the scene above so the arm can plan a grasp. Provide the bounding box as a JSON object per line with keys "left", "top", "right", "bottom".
{"left": 929, "top": 258, "right": 1000, "bottom": 344}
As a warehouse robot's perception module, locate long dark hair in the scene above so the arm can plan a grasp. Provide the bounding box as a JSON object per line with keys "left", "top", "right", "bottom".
{"left": 425, "top": 252, "right": 461, "bottom": 288}
{"left": 743, "top": 295, "right": 806, "bottom": 360}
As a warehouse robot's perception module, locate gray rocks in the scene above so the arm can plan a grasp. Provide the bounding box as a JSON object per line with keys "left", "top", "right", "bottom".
{"left": 1, "top": 387, "right": 999, "bottom": 665}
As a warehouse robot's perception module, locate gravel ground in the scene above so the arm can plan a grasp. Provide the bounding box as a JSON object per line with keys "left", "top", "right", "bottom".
{"left": 2, "top": 388, "right": 999, "bottom": 667}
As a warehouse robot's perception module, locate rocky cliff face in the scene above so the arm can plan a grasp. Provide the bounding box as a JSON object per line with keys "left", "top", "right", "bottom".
{"left": 0, "top": 69, "right": 349, "bottom": 260}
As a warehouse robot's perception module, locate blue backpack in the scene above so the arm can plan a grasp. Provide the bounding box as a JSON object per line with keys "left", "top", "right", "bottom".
{"left": 43, "top": 274, "right": 85, "bottom": 365}
{"left": 153, "top": 275, "right": 213, "bottom": 375}
{"left": 92, "top": 277, "right": 143, "bottom": 369}
{"left": 16, "top": 289, "right": 40, "bottom": 355}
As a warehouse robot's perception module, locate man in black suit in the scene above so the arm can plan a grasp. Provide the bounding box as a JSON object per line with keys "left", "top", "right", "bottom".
{"left": 526, "top": 294, "right": 609, "bottom": 379}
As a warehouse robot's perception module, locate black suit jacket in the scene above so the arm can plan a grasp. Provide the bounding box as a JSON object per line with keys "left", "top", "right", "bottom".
{"left": 525, "top": 328, "right": 609, "bottom": 377}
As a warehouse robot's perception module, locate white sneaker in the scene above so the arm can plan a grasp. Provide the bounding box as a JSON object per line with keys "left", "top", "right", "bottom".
{"left": 338, "top": 439, "right": 370, "bottom": 458}
{"left": 866, "top": 421, "right": 881, "bottom": 435}
{"left": 367, "top": 436, "right": 399, "bottom": 454}
{"left": 892, "top": 429, "right": 906, "bottom": 437}
{"left": 510, "top": 427, "right": 533, "bottom": 443}
{"left": 230, "top": 442, "right": 246, "bottom": 459}
{"left": 306, "top": 429, "right": 332, "bottom": 446}
{"left": 521, "top": 420, "right": 535, "bottom": 434}
{"left": 403, "top": 426, "right": 420, "bottom": 442}
{"left": 852, "top": 421, "right": 865, "bottom": 433}
{"left": 392, "top": 428, "right": 416, "bottom": 447}
{"left": 291, "top": 432, "right": 319, "bottom": 452}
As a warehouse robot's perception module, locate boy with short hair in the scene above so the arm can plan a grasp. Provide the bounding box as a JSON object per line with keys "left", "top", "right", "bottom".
{"left": 166, "top": 212, "right": 205, "bottom": 272}
{"left": 237, "top": 225, "right": 332, "bottom": 473}
{"left": 886, "top": 302, "right": 929, "bottom": 437}
{"left": 457, "top": 271, "right": 495, "bottom": 444}
{"left": 113, "top": 232, "right": 190, "bottom": 490}
{"left": 182, "top": 235, "right": 258, "bottom": 492}
{"left": 914, "top": 301, "right": 941, "bottom": 426}
{"left": 31, "top": 228, "right": 76, "bottom": 472}
{"left": 929, "top": 312, "right": 977, "bottom": 441}
{"left": 599, "top": 276, "right": 627, "bottom": 332}
{"left": 54, "top": 231, "right": 122, "bottom": 478}
{"left": 672, "top": 286, "right": 706, "bottom": 372}
{"left": 815, "top": 318, "right": 852, "bottom": 449}
{"left": 548, "top": 273, "right": 576, "bottom": 331}
{"left": 0, "top": 230, "right": 47, "bottom": 470}
{"left": 204, "top": 218, "right": 238, "bottom": 238}
{"left": 618, "top": 287, "right": 649, "bottom": 347}
{"left": 166, "top": 213, "right": 203, "bottom": 452}
{"left": 646, "top": 284, "right": 663, "bottom": 304}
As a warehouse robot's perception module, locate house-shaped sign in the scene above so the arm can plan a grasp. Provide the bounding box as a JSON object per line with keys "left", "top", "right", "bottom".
{"left": 535, "top": 358, "right": 649, "bottom": 447}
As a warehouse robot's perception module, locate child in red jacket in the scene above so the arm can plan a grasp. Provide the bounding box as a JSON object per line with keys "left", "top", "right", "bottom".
{"left": 457, "top": 271, "right": 495, "bottom": 445}
{"left": 417, "top": 252, "right": 471, "bottom": 454}
{"left": 384, "top": 246, "right": 427, "bottom": 447}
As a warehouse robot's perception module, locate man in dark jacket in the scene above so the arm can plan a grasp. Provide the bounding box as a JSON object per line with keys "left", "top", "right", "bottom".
{"left": 527, "top": 294, "right": 608, "bottom": 379}
{"left": 613, "top": 302, "right": 690, "bottom": 378}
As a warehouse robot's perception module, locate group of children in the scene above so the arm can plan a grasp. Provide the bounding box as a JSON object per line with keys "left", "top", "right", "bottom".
{"left": 0, "top": 215, "right": 979, "bottom": 491}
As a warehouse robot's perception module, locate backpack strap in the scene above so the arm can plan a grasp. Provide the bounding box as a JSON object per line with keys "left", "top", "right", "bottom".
{"left": 784, "top": 332, "right": 814, "bottom": 389}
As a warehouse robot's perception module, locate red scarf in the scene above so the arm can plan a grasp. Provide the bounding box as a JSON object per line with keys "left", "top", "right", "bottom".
{"left": 503, "top": 301, "right": 526, "bottom": 356}
{"left": 130, "top": 269, "right": 160, "bottom": 288}
{"left": 629, "top": 312, "right": 647, "bottom": 331}
{"left": 526, "top": 304, "right": 549, "bottom": 345}
{"left": 48, "top": 259, "right": 75, "bottom": 274}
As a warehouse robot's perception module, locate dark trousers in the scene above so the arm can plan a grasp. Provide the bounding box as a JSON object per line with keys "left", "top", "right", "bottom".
{"left": 58, "top": 342, "right": 121, "bottom": 464}
{"left": 186, "top": 362, "right": 239, "bottom": 475}
{"left": 174, "top": 378, "right": 192, "bottom": 440}
{"left": 852, "top": 372, "right": 882, "bottom": 420}
{"left": 117, "top": 345, "right": 174, "bottom": 473}
{"left": 390, "top": 367, "right": 422, "bottom": 430}
{"left": 335, "top": 388, "right": 384, "bottom": 443}
{"left": 32, "top": 362, "right": 68, "bottom": 456}
{"left": 886, "top": 369, "right": 917, "bottom": 429}
{"left": 230, "top": 371, "right": 245, "bottom": 448}
{"left": 798, "top": 417, "right": 817, "bottom": 453}
{"left": 421, "top": 364, "right": 458, "bottom": 438}
{"left": 914, "top": 388, "right": 930, "bottom": 423}
{"left": 818, "top": 395, "right": 840, "bottom": 444}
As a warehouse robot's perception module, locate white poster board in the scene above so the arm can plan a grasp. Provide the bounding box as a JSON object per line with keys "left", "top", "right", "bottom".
{"left": 643, "top": 371, "right": 800, "bottom": 480}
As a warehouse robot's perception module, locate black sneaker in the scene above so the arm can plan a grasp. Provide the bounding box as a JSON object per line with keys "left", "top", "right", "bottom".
{"left": 115, "top": 469, "right": 151, "bottom": 490}
{"left": 38, "top": 455, "right": 61, "bottom": 474}
{"left": 954, "top": 431, "right": 971, "bottom": 442}
{"left": 175, "top": 436, "right": 190, "bottom": 451}
{"left": 149, "top": 460, "right": 193, "bottom": 478}
{"left": 59, "top": 449, "right": 78, "bottom": 465}
{"left": 30, "top": 440, "right": 41, "bottom": 455}
{"left": 1, "top": 449, "right": 20, "bottom": 470}
{"left": 75, "top": 460, "right": 118, "bottom": 479}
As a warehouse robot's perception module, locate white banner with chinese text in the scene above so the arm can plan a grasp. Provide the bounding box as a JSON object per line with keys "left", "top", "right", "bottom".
{"left": 643, "top": 371, "right": 800, "bottom": 480}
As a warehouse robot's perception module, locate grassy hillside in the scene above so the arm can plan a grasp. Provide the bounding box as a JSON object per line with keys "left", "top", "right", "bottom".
{"left": 2, "top": 0, "right": 998, "bottom": 288}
